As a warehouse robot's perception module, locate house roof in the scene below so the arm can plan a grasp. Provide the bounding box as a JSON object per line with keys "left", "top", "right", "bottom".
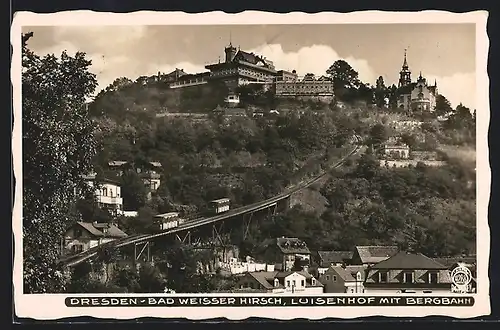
{"left": 345, "top": 265, "right": 367, "bottom": 281}
{"left": 371, "top": 251, "right": 448, "bottom": 270}
{"left": 149, "top": 161, "right": 162, "bottom": 168}
{"left": 74, "top": 221, "right": 128, "bottom": 239}
{"left": 275, "top": 270, "right": 313, "bottom": 279}
{"left": 329, "top": 266, "right": 356, "bottom": 282}
{"left": 277, "top": 237, "right": 310, "bottom": 254}
{"left": 355, "top": 246, "right": 400, "bottom": 264}
{"left": 317, "top": 250, "right": 353, "bottom": 266}
{"left": 247, "top": 271, "right": 279, "bottom": 289}
{"left": 108, "top": 161, "right": 128, "bottom": 167}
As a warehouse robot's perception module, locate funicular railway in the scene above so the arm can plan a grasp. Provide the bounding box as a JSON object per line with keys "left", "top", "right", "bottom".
{"left": 60, "top": 135, "right": 362, "bottom": 268}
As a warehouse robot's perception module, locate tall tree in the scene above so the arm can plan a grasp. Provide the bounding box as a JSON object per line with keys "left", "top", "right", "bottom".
{"left": 374, "top": 76, "right": 388, "bottom": 108}
{"left": 326, "top": 60, "right": 361, "bottom": 101}
{"left": 434, "top": 94, "right": 453, "bottom": 116}
{"left": 22, "top": 32, "right": 98, "bottom": 293}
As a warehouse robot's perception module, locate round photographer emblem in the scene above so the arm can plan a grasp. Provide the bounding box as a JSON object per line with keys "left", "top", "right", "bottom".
{"left": 451, "top": 265, "right": 472, "bottom": 293}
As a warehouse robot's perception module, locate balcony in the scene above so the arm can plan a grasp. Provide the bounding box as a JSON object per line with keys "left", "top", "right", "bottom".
{"left": 97, "top": 195, "right": 123, "bottom": 205}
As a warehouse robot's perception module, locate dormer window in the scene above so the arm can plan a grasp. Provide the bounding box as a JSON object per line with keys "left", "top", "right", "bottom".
{"left": 428, "top": 272, "right": 439, "bottom": 284}
{"left": 403, "top": 271, "right": 414, "bottom": 284}
{"left": 379, "top": 272, "right": 388, "bottom": 283}
{"left": 356, "top": 272, "right": 362, "bottom": 281}
{"left": 274, "top": 279, "right": 279, "bottom": 287}
{"left": 311, "top": 278, "right": 316, "bottom": 286}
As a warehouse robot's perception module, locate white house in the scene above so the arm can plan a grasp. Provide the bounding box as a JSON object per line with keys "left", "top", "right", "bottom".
{"left": 236, "top": 270, "right": 324, "bottom": 294}
{"left": 83, "top": 175, "right": 124, "bottom": 216}
{"left": 63, "top": 221, "right": 128, "bottom": 255}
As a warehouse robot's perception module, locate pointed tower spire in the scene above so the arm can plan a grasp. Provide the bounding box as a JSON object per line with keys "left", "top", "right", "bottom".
{"left": 229, "top": 31, "right": 232, "bottom": 47}
{"left": 403, "top": 48, "right": 408, "bottom": 68}
{"left": 434, "top": 78, "right": 437, "bottom": 87}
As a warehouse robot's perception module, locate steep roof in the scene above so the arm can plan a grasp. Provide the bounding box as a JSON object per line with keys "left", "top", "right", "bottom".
{"left": 371, "top": 251, "right": 448, "bottom": 270}
{"left": 248, "top": 271, "right": 279, "bottom": 289}
{"left": 345, "top": 265, "right": 367, "bottom": 281}
{"left": 74, "top": 221, "right": 128, "bottom": 239}
{"left": 329, "top": 266, "right": 356, "bottom": 282}
{"left": 277, "top": 237, "right": 310, "bottom": 254}
{"left": 317, "top": 251, "right": 354, "bottom": 266}
{"left": 355, "top": 246, "right": 400, "bottom": 264}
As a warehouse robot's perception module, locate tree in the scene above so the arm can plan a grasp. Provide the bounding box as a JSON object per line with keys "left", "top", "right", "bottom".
{"left": 22, "top": 32, "right": 98, "bottom": 293}
{"left": 120, "top": 170, "right": 148, "bottom": 210}
{"left": 368, "top": 123, "right": 389, "bottom": 148}
{"left": 434, "top": 94, "right": 453, "bottom": 116}
{"left": 374, "top": 76, "right": 388, "bottom": 108}
{"left": 326, "top": 60, "right": 361, "bottom": 101}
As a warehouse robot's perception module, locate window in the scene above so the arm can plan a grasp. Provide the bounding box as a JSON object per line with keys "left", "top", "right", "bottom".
{"left": 332, "top": 275, "right": 337, "bottom": 282}
{"left": 379, "top": 272, "right": 388, "bottom": 283}
{"left": 292, "top": 280, "right": 296, "bottom": 287}
{"left": 286, "top": 280, "right": 290, "bottom": 287}
{"left": 274, "top": 279, "right": 279, "bottom": 287}
{"left": 356, "top": 272, "right": 362, "bottom": 281}
{"left": 429, "top": 272, "right": 439, "bottom": 284}
{"left": 102, "top": 188, "right": 107, "bottom": 196}
{"left": 403, "top": 272, "right": 414, "bottom": 284}
{"left": 301, "top": 280, "right": 305, "bottom": 287}
{"left": 325, "top": 275, "right": 330, "bottom": 281}
{"left": 311, "top": 278, "right": 316, "bottom": 286}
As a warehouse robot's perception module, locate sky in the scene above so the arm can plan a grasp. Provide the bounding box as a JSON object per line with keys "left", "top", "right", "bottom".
{"left": 22, "top": 24, "right": 476, "bottom": 109}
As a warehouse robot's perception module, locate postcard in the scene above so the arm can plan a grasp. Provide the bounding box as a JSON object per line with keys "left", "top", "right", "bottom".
{"left": 12, "top": 10, "right": 490, "bottom": 320}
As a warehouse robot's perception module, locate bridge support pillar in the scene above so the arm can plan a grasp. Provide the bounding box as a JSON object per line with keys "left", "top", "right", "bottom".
{"left": 133, "top": 241, "right": 151, "bottom": 268}
{"left": 242, "top": 211, "right": 254, "bottom": 241}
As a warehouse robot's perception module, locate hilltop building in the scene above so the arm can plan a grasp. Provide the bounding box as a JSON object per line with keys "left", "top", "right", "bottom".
{"left": 157, "top": 40, "right": 335, "bottom": 101}
{"left": 396, "top": 50, "right": 438, "bottom": 113}
{"left": 205, "top": 42, "right": 277, "bottom": 90}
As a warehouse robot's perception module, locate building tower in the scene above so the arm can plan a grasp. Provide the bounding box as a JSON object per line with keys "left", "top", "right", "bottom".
{"left": 224, "top": 33, "right": 237, "bottom": 63}
{"left": 398, "top": 49, "right": 412, "bottom": 87}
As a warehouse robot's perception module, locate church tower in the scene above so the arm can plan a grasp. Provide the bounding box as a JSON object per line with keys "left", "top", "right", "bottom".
{"left": 398, "top": 49, "right": 412, "bottom": 87}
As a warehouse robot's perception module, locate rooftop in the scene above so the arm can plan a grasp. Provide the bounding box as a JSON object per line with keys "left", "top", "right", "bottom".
{"left": 355, "top": 246, "right": 400, "bottom": 264}
{"left": 70, "top": 221, "right": 128, "bottom": 239}
{"left": 277, "top": 237, "right": 310, "bottom": 254}
{"left": 371, "top": 251, "right": 449, "bottom": 270}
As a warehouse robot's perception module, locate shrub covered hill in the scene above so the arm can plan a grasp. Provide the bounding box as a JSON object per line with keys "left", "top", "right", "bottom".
{"left": 87, "top": 72, "right": 476, "bottom": 258}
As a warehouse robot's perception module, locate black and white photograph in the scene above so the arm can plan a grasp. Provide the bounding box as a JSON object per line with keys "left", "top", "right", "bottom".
{"left": 12, "top": 10, "right": 490, "bottom": 320}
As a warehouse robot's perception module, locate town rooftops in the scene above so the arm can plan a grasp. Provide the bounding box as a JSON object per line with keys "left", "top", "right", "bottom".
{"left": 370, "top": 251, "right": 448, "bottom": 270}
{"left": 354, "top": 246, "right": 400, "bottom": 264}
{"left": 317, "top": 250, "right": 354, "bottom": 267}
{"left": 71, "top": 221, "right": 128, "bottom": 239}
{"left": 277, "top": 237, "right": 310, "bottom": 254}
{"left": 108, "top": 160, "right": 162, "bottom": 168}
{"left": 81, "top": 174, "right": 121, "bottom": 186}
{"left": 247, "top": 270, "right": 322, "bottom": 289}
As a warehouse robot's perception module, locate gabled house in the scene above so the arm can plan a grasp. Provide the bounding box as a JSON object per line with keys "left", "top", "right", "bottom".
{"left": 108, "top": 160, "right": 162, "bottom": 192}
{"left": 258, "top": 237, "right": 311, "bottom": 271}
{"left": 363, "top": 251, "right": 452, "bottom": 294}
{"left": 63, "top": 221, "right": 128, "bottom": 255}
{"left": 350, "top": 246, "right": 400, "bottom": 266}
{"left": 82, "top": 174, "right": 124, "bottom": 216}
{"left": 315, "top": 250, "right": 354, "bottom": 274}
{"left": 319, "top": 266, "right": 365, "bottom": 293}
{"left": 236, "top": 270, "right": 323, "bottom": 294}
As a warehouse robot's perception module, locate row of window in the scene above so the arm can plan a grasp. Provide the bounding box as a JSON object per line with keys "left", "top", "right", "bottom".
{"left": 100, "top": 187, "right": 120, "bottom": 198}
{"left": 378, "top": 271, "right": 439, "bottom": 284}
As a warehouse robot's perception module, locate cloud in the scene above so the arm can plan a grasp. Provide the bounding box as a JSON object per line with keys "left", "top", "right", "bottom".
{"left": 249, "top": 44, "right": 377, "bottom": 84}
{"left": 425, "top": 72, "right": 476, "bottom": 110}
